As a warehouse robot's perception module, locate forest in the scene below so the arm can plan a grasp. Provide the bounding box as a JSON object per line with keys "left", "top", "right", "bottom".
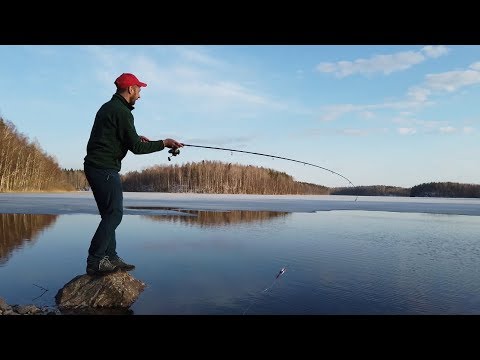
{"left": 1, "top": 116, "right": 479, "bottom": 197}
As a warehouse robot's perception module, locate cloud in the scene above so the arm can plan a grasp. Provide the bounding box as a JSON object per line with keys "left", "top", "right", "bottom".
{"left": 177, "top": 81, "right": 269, "bottom": 105}
{"left": 405, "top": 61, "right": 480, "bottom": 105}
{"left": 463, "top": 126, "right": 475, "bottom": 134}
{"left": 85, "top": 46, "right": 293, "bottom": 113}
{"left": 339, "top": 128, "right": 367, "bottom": 136}
{"left": 315, "top": 46, "right": 449, "bottom": 78}
{"left": 360, "top": 111, "right": 375, "bottom": 119}
{"left": 338, "top": 128, "right": 389, "bottom": 136}
{"left": 397, "top": 127, "right": 416, "bottom": 135}
{"left": 319, "top": 100, "right": 427, "bottom": 122}
{"left": 319, "top": 104, "right": 357, "bottom": 121}
{"left": 393, "top": 117, "right": 450, "bottom": 128}
{"left": 439, "top": 126, "right": 456, "bottom": 134}
{"left": 173, "top": 46, "right": 225, "bottom": 67}
{"left": 470, "top": 62, "right": 480, "bottom": 71}
{"left": 406, "top": 86, "right": 431, "bottom": 103}
{"left": 423, "top": 69, "right": 480, "bottom": 92}
{"left": 320, "top": 58, "right": 480, "bottom": 124}
{"left": 421, "top": 45, "right": 450, "bottom": 58}
{"left": 185, "top": 136, "right": 252, "bottom": 147}
{"left": 304, "top": 127, "right": 389, "bottom": 137}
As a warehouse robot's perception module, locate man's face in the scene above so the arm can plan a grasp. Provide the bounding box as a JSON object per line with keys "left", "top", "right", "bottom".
{"left": 128, "top": 85, "right": 142, "bottom": 105}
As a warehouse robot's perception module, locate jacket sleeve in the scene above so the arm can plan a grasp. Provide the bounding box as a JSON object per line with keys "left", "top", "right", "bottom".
{"left": 119, "top": 113, "right": 165, "bottom": 154}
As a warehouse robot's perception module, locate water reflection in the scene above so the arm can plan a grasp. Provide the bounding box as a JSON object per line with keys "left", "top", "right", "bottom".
{"left": 1, "top": 210, "right": 480, "bottom": 314}
{"left": 136, "top": 208, "right": 291, "bottom": 227}
{"left": 0, "top": 214, "right": 58, "bottom": 265}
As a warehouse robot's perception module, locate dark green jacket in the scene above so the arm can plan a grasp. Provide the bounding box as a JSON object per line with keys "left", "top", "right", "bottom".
{"left": 84, "top": 94, "right": 165, "bottom": 171}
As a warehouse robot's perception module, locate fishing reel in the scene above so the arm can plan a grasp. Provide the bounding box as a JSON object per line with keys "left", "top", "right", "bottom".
{"left": 168, "top": 147, "right": 180, "bottom": 161}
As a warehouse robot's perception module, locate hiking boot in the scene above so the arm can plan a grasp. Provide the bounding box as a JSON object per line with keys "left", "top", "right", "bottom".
{"left": 109, "top": 255, "right": 135, "bottom": 271}
{"left": 86, "top": 256, "right": 119, "bottom": 276}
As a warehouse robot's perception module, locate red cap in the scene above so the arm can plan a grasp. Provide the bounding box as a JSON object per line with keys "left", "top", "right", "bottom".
{"left": 114, "top": 73, "right": 147, "bottom": 88}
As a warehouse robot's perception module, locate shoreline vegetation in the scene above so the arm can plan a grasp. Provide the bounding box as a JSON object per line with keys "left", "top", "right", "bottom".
{"left": 2, "top": 116, "right": 479, "bottom": 198}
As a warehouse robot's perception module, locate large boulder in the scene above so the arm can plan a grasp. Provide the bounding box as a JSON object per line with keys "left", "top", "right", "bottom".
{"left": 55, "top": 271, "right": 146, "bottom": 313}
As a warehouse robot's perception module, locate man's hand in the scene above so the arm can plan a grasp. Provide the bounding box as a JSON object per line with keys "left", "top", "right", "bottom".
{"left": 163, "top": 138, "right": 184, "bottom": 149}
{"left": 139, "top": 136, "right": 150, "bottom": 143}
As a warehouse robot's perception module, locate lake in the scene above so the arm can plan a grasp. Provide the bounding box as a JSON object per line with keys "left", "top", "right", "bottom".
{"left": 1, "top": 193, "right": 480, "bottom": 315}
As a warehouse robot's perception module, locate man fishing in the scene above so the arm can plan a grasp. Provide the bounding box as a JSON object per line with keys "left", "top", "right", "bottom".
{"left": 83, "top": 72, "right": 183, "bottom": 276}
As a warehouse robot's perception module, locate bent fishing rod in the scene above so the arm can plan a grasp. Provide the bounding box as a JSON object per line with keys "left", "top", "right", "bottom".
{"left": 167, "top": 143, "right": 357, "bottom": 191}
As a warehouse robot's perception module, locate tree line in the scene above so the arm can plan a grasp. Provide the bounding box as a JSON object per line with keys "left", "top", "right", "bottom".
{"left": 121, "top": 161, "right": 330, "bottom": 195}
{"left": 0, "top": 117, "right": 73, "bottom": 192}
{"left": 2, "top": 116, "right": 479, "bottom": 197}
{"left": 331, "top": 185, "right": 410, "bottom": 196}
{"left": 410, "top": 182, "right": 480, "bottom": 198}
{"left": 332, "top": 182, "right": 480, "bottom": 198}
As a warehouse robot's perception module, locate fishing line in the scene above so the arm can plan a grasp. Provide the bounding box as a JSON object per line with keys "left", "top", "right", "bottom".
{"left": 242, "top": 266, "right": 288, "bottom": 315}
{"left": 169, "top": 144, "right": 357, "bottom": 196}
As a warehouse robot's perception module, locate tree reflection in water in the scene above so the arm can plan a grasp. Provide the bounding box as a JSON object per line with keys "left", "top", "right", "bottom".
{"left": 133, "top": 208, "right": 291, "bottom": 228}
{"left": 0, "top": 214, "right": 58, "bottom": 265}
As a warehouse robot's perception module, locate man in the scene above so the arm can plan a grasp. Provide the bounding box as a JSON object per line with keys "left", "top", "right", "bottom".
{"left": 84, "top": 72, "right": 183, "bottom": 276}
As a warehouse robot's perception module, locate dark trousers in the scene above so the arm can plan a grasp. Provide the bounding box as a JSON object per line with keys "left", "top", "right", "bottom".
{"left": 84, "top": 163, "right": 123, "bottom": 264}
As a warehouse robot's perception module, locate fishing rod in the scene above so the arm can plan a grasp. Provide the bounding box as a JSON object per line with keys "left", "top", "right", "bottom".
{"left": 168, "top": 143, "right": 356, "bottom": 189}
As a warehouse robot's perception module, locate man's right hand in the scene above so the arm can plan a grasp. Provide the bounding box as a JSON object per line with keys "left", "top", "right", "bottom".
{"left": 163, "top": 138, "right": 184, "bottom": 149}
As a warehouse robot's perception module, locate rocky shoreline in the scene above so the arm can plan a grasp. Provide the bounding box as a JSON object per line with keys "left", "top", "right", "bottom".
{"left": 0, "top": 297, "right": 61, "bottom": 315}
{"left": 1, "top": 272, "right": 145, "bottom": 315}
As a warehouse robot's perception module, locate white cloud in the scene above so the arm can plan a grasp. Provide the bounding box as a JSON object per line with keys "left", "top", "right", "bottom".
{"left": 407, "top": 86, "right": 431, "bottom": 103}
{"left": 463, "top": 126, "right": 475, "bottom": 134}
{"left": 173, "top": 46, "right": 225, "bottom": 67}
{"left": 85, "top": 46, "right": 294, "bottom": 113}
{"left": 392, "top": 117, "right": 450, "bottom": 130}
{"left": 406, "top": 61, "right": 480, "bottom": 104}
{"left": 397, "top": 127, "right": 416, "bottom": 135}
{"left": 360, "top": 111, "right": 375, "bottom": 119}
{"left": 315, "top": 46, "right": 449, "bottom": 78}
{"left": 319, "top": 100, "right": 429, "bottom": 122}
{"left": 339, "top": 128, "right": 367, "bottom": 136}
{"left": 321, "top": 59, "right": 480, "bottom": 125}
{"left": 424, "top": 69, "right": 480, "bottom": 92}
{"left": 337, "top": 128, "right": 389, "bottom": 136}
{"left": 319, "top": 104, "right": 357, "bottom": 121}
{"left": 392, "top": 116, "right": 411, "bottom": 125}
{"left": 439, "top": 126, "right": 456, "bottom": 134}
{"left": 316, "top": 63, "right": 336, "bottom": 73}
{"left": 186, "top": 135, "right": 252, "bottom": 147}
{"left": 178, "top": 81, "right": 269, "bottom": 105}
{"left": 421, "top": 45, "right": 450, "bottom": 58}
{"left": 469, "top": 62, "right": 480, "bottom": 71}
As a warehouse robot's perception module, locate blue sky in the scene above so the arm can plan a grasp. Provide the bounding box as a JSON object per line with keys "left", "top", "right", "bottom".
{"left": 0, "top": 45, "right": 478, "bottom": 188}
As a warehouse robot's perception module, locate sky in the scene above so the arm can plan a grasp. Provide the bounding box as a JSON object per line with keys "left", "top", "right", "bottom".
{"left": 0, "top": 45, "right": 479, "bottom": 188}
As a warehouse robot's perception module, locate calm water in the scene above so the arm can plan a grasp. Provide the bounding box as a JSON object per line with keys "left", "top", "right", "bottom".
{"left": 1, "top": 210, "right": 480, "bottom": 315}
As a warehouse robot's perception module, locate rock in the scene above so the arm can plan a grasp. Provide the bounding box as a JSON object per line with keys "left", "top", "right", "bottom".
{"left": 0, "top": 297, "right": 11, "bottom": 312}
{"left": 55, "top": 271, "right": 146, "bottom": 312}
{"left": 12, "top": 304, "right": 40, "bottom": 315}
{"left": 0, "top": 297, "right": 57, "bottom": 315}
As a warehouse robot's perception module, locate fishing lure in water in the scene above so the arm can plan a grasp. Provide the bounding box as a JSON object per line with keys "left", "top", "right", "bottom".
{"left": 264, "top": 266, "right": 287, "bottom": 291}
{"left": 276, "top": 267, "right": 287, "bottom": 279}
{"left": 243, "top": 266, "right": 289, "bottom": 315}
